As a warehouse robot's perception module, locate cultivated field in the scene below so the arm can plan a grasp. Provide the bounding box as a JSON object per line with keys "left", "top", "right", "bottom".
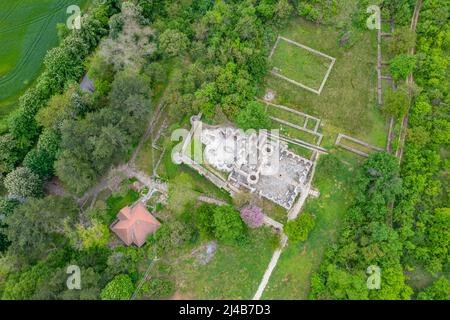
{"left": 0, "top": 0, "right": 87, "bottom": 125}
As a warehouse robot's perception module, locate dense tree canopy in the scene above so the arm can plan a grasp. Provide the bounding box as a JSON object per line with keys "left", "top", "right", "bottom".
{"left": 5, "top": 196, "right": 78, "bottom": 261}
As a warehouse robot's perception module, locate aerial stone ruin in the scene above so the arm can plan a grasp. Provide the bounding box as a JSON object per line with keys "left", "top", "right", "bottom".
{"left": 199, "top": 126, "right": 313, "bottom": 209}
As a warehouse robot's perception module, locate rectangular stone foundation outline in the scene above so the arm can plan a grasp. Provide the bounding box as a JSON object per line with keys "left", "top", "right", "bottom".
{"left": 335, "top": 133, "right": 385, "bottom": 157}
{"left": 269, "top": 36, "right": 336, "bottom": 95}
{"left": 258, "top": 99, "right": 324, "bottom": 147}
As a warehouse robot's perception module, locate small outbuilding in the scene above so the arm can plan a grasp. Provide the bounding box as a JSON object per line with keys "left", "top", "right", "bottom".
{"left": 110, "top": 202, "right": 161, "bottom": 247}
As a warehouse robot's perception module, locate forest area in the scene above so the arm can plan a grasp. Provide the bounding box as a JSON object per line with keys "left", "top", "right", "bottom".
{"left": 0, "top": 0, "right": 448, "bottom": 300}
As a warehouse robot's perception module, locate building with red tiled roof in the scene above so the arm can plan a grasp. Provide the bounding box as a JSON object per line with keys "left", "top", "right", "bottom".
{"left": 110, "top": 202, "right": 161, "bottom": 247}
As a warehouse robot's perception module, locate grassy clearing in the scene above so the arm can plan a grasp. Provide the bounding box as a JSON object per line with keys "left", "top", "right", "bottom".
{"left": 337, "top": 136, "right": 383, "bottom": 155}
{"left": 262, "top": 155, "right": 354, "bottom": 299}
{"left": 154, "top": 227, "right": 278, "bottom": 299}
{"left": 277, "top": 124, "right": 320, "bottom": 145}
{"left": 271, "top": 38, "right": 333, "bottom": 90}
{"left": 167, "top": 164, "right": 232, "bottom": 214}
{"left": 264, "top": 17, "right": 387, "bottom": 149}
{"left": 266, "top": 104, "right": 322, "bottom": 145}
{"left": 260, "top": 199, "right": 288, "bottom": 224}
{"left": 135, "top": 139, "right": 162, "bottom": 177}
{"left": 0, "top": 0, "right": 88, "bottom": 125}
{"left": 105, "top": 188, "right": 140, "bottom": 224}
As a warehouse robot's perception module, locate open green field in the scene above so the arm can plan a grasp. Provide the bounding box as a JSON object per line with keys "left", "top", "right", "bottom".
{"left": 0, "top": 0, "right": 88, "bottom": 125}
{"left": 271, "top": 38, "right": 333, "bottom": 90}
{"left": 262, "top": 155, "right": 354, "bottom": 299}
{"left": 150, "top": 227, "right": 277, "bottom": 299}
{"left": 264, "top": 17, "right": 387, "bottom": 149}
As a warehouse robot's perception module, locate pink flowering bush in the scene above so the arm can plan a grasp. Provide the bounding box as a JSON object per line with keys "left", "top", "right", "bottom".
{"left": 240, "top": 205, "right": 264, "bottom": 228}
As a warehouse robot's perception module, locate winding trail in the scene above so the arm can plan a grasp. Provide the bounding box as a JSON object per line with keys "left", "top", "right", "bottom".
{"left": 76, "top": 83, "right": 171, "bottom": 208}
{"left": 253, "top": 152, "right": 320, "bottom": 300}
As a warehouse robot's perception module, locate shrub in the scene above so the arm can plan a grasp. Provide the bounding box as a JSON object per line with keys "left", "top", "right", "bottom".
{"left": 213, "top": 205, "right": 246, "bottom": 244}
{"left": 141, "top": 278, "right": 175, "bottom": 299}
{"left": 100, "top": 274, "right": 135, "bottom": 300}
{"left": 235, "top": 101, "right": 271, "bottom": 131}
{"left": 389, "top": 54, "right": 416, "bottom": 81}
{"left": 23, "top": 148, "right": 54, "bottom": 179}
{"left": 158, "top": 29, "right": 189, "bottom": 57}
{"left": 240, "top": 205, "right": 264, "bottom": 228}
{"left": 285, "top": 212, "right": 316, "bottom": 243}
{"left": 382, "top": 89, "right": 410, "bottom": 120}
{"left": 75, "top": 219, "right": 110, "bottom": 250}
{"left": 4, "top": 167, "right": 42, "bottom": 198}
{"left": 195, "top": 204, "right": 217, "bottom": 239}
{"left": 298, "top": 3, "right": 320, "bottom": 22}
{"left": 150, "top": 221, "right": 193, "bottom": 253}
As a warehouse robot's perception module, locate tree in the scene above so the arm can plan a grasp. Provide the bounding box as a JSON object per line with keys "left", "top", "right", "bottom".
{"left": 298, "top": 2, "right": 321, "bottom": 23}
{"left": 99, "top": 2, "right": 155, "bottom": 71}
{"left": 388, "top": 27, "right": 416, "bottom": 55}
{"left": 150, "top": 221, "right": 193, "bottom": 253}
{"left": 32, "top": 266, "right": 101, "bottom": 300}
{"left": 285, "top": 212, "right": 315, "bottom": 243}
{"left": 213, "top": 205, "right": 246, "bottom": 244}
{"left": 0, "top": 198, "right": 19, "bottom": 252}
{"left": 73, "top": 219, "right": 110, "bottom": 250}
{"left": 389, "top": 54, "right": 416, "bottom": 81}
{"left": 417, "top": 277, "right": 450, "bottom": 300}
{"left": 4, "top": 167, "right": 42, "bottom": 198}
{"left": 422, "top": 208, "right": 450, "bottom": 273}
{"left": 0, "top": 134, "right": 21, "bottom": 176}
{"left": 382, "top": 89, "right": 409, "bottom": 120}
{"left": 159, "top": 29, "right": 189, "bottom": 57}
{"left": 35, "top": 85, "right": 77, "bottom": 129}
{"left": 141, "top": 278, "right": 175, "bottom": 299}
{"left": 240, "top": 205, "right": 264, "bottom": 228}
{"left": 311, "top": 264, "right": 369, "bottom": 300}
{"left": 37, "top": 128, "right": 61, "bottom": 158}
{"left": 100, "top": 274, "right": 135, "bottom": 300}
{"left": 1, "top": 261, "right": 52, "bottom": 299}
{"left": 381, "top": 0, "right": 412, "bottom": 26}
{"left": 235, "top": 101, "right": 271, "bottom": 130}
{"left": 144, "top": 62, "right": 167, "bottom": 86}
{"left": 5, "top": 196, "right": 78, "bottom": 260}
{"left": 195, "top": 203, "right": 217, "bottom": 239}
{"left": 54, "top": 150, "right": 97, "bottom": 195}
{"left": 369, "top": 265, "right": 413, "bottom": 300}
{"left": 274, "top": 0, "right": 293, "bottom": 25}
{"left": 23, "top": 148, "right": 55, "bottom": 179}
{"left": 104, "top": 247, "right": 141, "bottom": 280}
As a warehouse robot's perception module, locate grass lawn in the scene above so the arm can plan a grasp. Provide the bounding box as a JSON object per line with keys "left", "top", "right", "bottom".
{"left": 105, "top": 188, "right": 140, "bottom": 224}
{"left": 0, "top": 0, "right": 88, "bottom": 125}
{"left": 157, "top": 227, "right": 278, "bottom": 299}
{"left": 260, "top": 198, "right": 288, "bottom": 224}
{"left": 167, "top": 164, "right": 232, "bottom": 215}
{"left": 135, "top": 139, "right": 162, "bottom": 177}
{"left": 264, "top": 17, "right": 387, "bottom": 149}
{"left": 262, "top": 154, "right": 355, "bottom": 299}
{"left": 271, "top": 38, "right": 333, "bottom": 90}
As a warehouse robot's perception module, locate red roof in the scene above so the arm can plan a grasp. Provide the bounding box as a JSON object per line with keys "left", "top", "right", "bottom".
{"left": 111, "top": 202, "right": 161, "bottom": 247}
